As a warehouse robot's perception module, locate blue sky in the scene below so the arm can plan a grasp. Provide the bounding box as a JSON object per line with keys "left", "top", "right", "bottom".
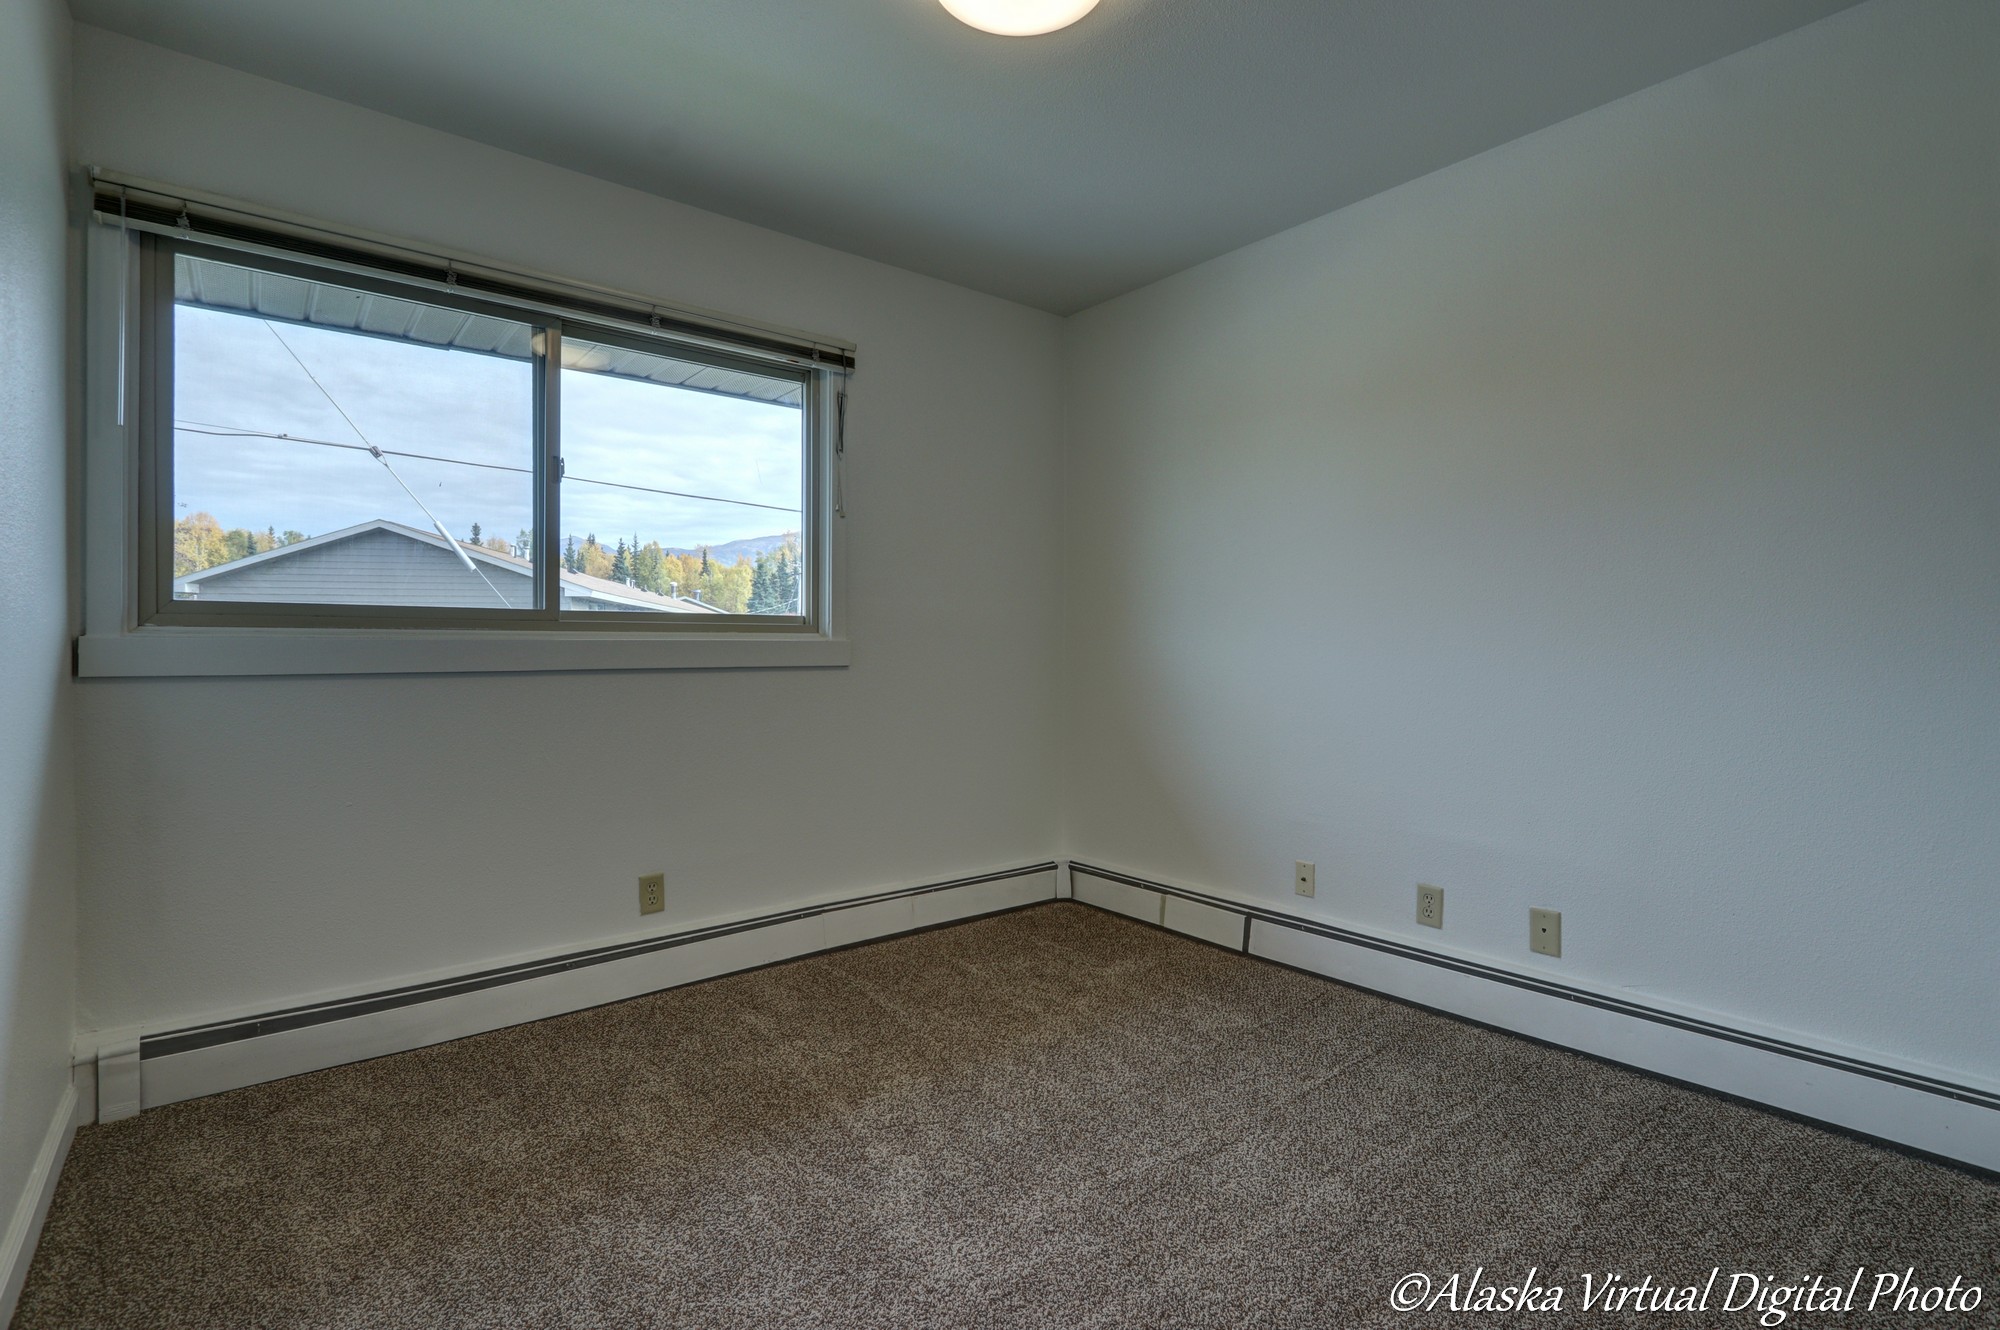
{"left": 173, "top": 306, "right": 804, "bottom": 552}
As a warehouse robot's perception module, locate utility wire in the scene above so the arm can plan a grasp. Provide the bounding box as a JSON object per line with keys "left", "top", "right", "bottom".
{"left": 175, "top": 421, "right": 803, "bottom": 515}
{"left": 259, "top": 323, "right": 513, "bottom": 608}
{"left": 261, "top": 322, "right": 376, "bottom": 457}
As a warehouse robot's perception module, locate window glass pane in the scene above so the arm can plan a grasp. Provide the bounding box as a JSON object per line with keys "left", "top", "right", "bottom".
{"left": 557, "top": 336, "right": 805, "bottom": 616}
{"left": 170, "top": 252, "right": 538, "bottom": 610}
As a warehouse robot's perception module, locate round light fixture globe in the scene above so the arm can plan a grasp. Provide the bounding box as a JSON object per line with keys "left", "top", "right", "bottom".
{"left": 939, "top": 0, "right": 1100, "bottom": 36}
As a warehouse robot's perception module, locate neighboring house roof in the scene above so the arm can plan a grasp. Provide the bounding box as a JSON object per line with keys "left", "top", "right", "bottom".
{"left": 175, "top": 518, "right": 727, "bottom": 613}
{"left": 420, "top": 526, "right": 729, "bottom": 613}
{"left": 557, "top": 564, "right": 723, "bottom": 612}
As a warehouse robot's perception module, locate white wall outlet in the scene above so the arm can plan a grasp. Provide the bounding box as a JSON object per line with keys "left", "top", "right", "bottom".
{"left": 1530, "top": 907, "right": 1562, "bottom": 957}
{"left": 1294, "top": 861, "right": 1316, "bottom": 898}
{"left": 639, "top": 872, "right": 665, "bottom": 915}
{"left": 1416, "top": 884, "right": 1444, "bottom": 929}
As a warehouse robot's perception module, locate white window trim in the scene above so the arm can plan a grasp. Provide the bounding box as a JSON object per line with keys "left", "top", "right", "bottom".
{"left": 77, "top": 179, "right": 851, "bottom": 678}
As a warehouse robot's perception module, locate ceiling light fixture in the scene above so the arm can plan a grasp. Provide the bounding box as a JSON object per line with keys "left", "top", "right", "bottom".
{"left": 939, "top": 0, "right": 1100, "bottom": 36}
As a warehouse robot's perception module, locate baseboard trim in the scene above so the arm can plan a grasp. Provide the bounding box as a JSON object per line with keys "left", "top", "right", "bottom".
{"left": 1068, "top": 860, "right": 2000, "bottom": 1172}
{"left": 0, "top": 1082, "right": 83, "bottom": 1327}
{"left": 114, "top": 864, "right": 1059, "bottom": 1111}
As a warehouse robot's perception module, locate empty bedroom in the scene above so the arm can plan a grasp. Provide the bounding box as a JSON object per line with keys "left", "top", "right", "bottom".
{"left": 0, "top": 0, "right": 1994, "bottom": 1325}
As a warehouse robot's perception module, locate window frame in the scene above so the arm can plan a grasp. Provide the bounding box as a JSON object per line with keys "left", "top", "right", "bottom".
{"left": 79, "top": 189, "right": 850, "bottom": 677}
{"left": 546, "top": 318, "right": 822, "bottom": 635}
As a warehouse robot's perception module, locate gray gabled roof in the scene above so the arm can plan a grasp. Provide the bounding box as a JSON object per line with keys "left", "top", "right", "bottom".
{"left": 173, "top": 518, "right": 474, "bottom": 583}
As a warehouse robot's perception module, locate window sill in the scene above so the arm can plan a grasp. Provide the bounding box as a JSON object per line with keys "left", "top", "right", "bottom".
{"left": 75, "top": 626, "right": 852, "bottom": 678}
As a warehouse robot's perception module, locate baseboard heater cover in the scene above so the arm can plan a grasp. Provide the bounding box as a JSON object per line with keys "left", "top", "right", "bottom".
{"left": 133, "top": 864, "right": 1058, "bottom": 1081}
{"left": 1067, "top": 860, "right": 1999, "bottom": 1171}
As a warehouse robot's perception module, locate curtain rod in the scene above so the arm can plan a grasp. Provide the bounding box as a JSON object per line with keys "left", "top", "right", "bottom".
{"left": 85, "top": 167, "right": 857, "bottom": 373}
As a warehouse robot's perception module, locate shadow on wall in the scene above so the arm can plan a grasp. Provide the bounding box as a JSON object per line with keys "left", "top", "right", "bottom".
{"left": 0, "top": 662, "right": 79, "bottom": 1236}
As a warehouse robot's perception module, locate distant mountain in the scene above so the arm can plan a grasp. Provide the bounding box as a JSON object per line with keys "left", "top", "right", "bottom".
{"left": 664, "top": 533, "right": 797, "bottom": 565}
{"left": 557, "top": 532, "right": 798, "bottom": 566}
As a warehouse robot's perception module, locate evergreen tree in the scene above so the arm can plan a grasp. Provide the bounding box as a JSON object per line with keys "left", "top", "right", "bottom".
{"left": 777, "top": 537, "right": 800, "bottom": 612}
{"left": 470, "top": 522, "right": 483, "bottom": 545}
{"left": 633, "top": 541, "right": 667, "bottom": 595}
{"left": 563, "top": 536, "right": 580, "bottom": 574}
{"left": 747, "top": 533, "right": 799, "bottom": 613}
{"left": 611, "top": 538, "right": 632, "bottom": 584}
{"left": 749, "top": 547, "right": 780, "bottom": 614}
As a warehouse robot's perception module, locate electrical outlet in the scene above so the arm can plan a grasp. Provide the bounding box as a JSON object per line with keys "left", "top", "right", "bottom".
{"left": 1416, "top": 884, "right": 1444, "bottom": 929}
{"left": 1530, "top": 907, "right": 1562, "bottom": 958}
{"left": 639, "top": 872, "right": 665, "bottom": 915}
{"left": 1294, "top": 861, "right": 1316, "bottom": 898}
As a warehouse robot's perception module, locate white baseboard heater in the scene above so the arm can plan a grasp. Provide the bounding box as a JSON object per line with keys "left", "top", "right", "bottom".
{"left": 115, "top": 863, "right": 1059, "bottom": 1112}
{"left": 1067, "top": 860, "right": 2000, "bottom": 1176}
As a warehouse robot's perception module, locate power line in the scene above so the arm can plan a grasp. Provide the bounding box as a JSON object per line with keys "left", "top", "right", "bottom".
{"left": 262, "top": 323, "right": 377, "bottom": 457}
{"left": 173, "top": 422, "right": 803, "bottom": 515}
{"left": 260, "top": 322, "right": 512, "bottom": 608}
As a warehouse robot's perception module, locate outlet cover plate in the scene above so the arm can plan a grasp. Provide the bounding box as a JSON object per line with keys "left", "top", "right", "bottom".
{"left": 1530, "top": 907, "right": 1562, "bottom": 957}
{"left": 1417, "top": 884, "right": 1444, "bottom": 929}
{"left": 1295, "top": 861, "right": 1316, "bottom": 898}
{"left": 639, "top": 872, "right": 666, "bottom": 915}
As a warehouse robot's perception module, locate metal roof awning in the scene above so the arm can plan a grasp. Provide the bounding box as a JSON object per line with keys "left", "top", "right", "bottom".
{"left": 175, "top": 253, "right": 804, "bottom": 408}
{"left": 557, "top": 339, "right": 802, "bottom": 407}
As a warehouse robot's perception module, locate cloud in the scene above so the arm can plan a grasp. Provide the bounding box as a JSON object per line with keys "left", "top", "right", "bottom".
{"left": 174, "top": 307, "right": 804, "bottom": 551}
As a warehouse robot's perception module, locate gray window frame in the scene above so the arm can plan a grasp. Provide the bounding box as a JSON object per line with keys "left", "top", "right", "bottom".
{"left": 136, "top": 233, "right": 825, "bottom": 637}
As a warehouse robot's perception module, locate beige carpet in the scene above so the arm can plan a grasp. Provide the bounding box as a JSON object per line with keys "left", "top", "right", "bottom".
{"left": 14, "top": 903, "right": 1996, "bottom": 1329}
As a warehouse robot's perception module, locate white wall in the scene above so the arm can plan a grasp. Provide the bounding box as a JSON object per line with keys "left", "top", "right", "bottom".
{"left": 0, "top": 0, "right": 80, "bottom": 1294}
{"left": 70, "top": 27, "right": 1064, "bottom": 1034}
{"left": 1062, "top": 0, "right": 1997, "bottom": 1084}
{"left": 61, "top": 0, "right": 1998, "bottom": 1107}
